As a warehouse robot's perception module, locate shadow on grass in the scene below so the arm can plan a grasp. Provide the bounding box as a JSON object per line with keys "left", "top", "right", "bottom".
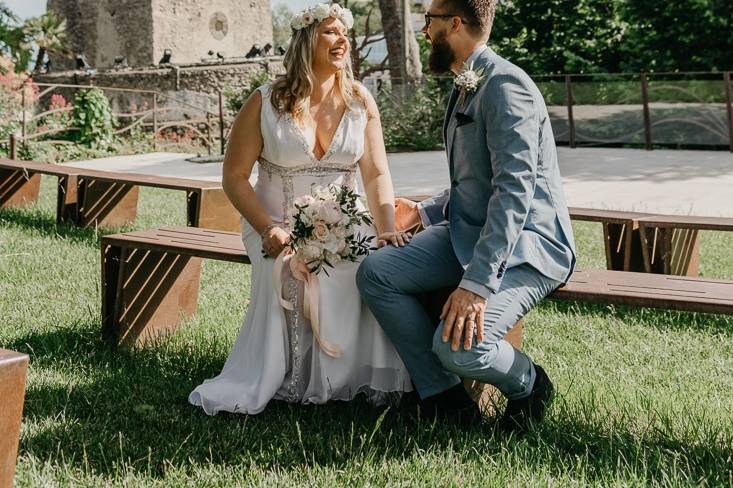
{"left": 542, "top": 300, "right": 733, "bottom": 337}
{"left": 0, "top": 206, "right": 131, "bottom": 246}
{"left": 9, "top": 323, "right": 733, "bottom": 483}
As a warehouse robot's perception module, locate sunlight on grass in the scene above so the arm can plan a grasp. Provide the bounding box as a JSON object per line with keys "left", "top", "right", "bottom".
{"left": 1, "top": 175, "right": 732, "bottom": 486}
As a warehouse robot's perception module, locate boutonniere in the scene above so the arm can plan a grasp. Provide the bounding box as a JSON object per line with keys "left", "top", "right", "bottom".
{"left": 455, "top": 61, "right": 486, "bottom": 106}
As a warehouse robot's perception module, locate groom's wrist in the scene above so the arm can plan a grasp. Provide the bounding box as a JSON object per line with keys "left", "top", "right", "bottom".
{"left": 458, "top": 279, "right": 493, "bottom": 300}
{"left": 416, "top": 203, "right": 432, "bottom": 228}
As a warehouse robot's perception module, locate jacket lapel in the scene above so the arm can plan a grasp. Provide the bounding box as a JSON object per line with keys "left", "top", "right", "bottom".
{"left": 443, "top": 87, "right": 458, "bottom": 146}
{"left": 446, "top": 48, "right": 494, "bottom": 166}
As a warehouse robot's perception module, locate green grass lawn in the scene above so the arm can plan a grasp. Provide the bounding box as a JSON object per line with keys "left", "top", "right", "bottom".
{"left": 1, "top": 177, "right": 732, "bottom": 487}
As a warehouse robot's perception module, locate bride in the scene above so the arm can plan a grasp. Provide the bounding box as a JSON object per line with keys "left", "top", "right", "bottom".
{"left": 189, "top": 3, "right": 413, "bottom": 415}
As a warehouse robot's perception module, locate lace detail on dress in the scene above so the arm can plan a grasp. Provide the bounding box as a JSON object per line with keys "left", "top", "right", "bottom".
{"left": 258, "top": 157, "right": 357, "bottom": 177}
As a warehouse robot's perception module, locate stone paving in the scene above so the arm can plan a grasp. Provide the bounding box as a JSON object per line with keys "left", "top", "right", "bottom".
{"left": 67, "top": 146, "right": 733, "bottom": 217}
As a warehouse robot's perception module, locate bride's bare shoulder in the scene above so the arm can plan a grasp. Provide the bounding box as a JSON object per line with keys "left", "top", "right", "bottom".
{"left": 353, "top": 82, "right": 378, "bottom": 120}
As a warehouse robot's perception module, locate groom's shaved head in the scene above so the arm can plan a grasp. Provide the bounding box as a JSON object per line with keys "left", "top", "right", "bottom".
{"left": 437, "top": 0, "right": 497, "bottom": 39}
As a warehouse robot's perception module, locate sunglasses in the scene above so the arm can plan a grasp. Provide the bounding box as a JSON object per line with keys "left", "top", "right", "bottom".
{"left": 424, "top": 12, "right": 469, "bottom": 28}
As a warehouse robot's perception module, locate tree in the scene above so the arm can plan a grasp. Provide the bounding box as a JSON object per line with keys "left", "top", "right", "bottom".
{"left": 617, "top": 0, "right": 733, "bottom": 72}
{"left": 343, "top": 0, "right": 389, "bottom": 80}
{"left": 378, "top": 0, "right": 422, "bottom": 84}
{"left": 23, "top": 11, "right": 69, "bottom": 73}
{"left": 0, "top": 1, "right": 30, "bottom": 73}
{"left": 491, "top": 0, "right": 625, "bottom": 74}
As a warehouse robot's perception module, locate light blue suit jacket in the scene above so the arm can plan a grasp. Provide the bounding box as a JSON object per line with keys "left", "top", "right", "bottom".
{"left": 417, "top": 47, "right": 576, "bottom": 299}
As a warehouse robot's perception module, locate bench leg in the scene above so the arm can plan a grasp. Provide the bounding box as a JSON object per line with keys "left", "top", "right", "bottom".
{"left": 603, "top": 222, "right": 646, "bottom": 272}
{"left": 0, "top": 350, "right": 29, "bottom": 488}
{"left": 102, "top": 244, "right": 202, "bottom": 346}
{"left": 463, "top": 319, "right": 525, "bottom": 416}
{"left": 77, "top": 178, "right": 139, "bottom": 228}
{"left": 56, "top": 174, "right": 79, "bottom": 224}
{"left": 640, "top": 226, "right": 700, "bottom": 276}
{"left": 0, "top": 168, "right": 41, "bottom": 209}
{"left": 187, "top": 188, "right": 240, "bottom": 232}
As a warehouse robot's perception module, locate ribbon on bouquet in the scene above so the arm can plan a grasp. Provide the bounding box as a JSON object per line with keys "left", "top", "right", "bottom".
{"left": 272, "top": 249, "right": 342, "bottom": 358}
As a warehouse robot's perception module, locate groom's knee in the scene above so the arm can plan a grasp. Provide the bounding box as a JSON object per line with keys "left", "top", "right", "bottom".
{"left": 356, "top": 252, "right": 390, "bottom": 296}
{"left": 431, "top": 329, "right": 498, "bottom": 377}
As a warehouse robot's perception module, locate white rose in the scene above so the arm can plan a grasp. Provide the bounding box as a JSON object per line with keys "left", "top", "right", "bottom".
{"left": 317, "top": 201, "right": 343, "bottom": 225}
{"left": 294, "top": 195, "right": 315, "bottom": 207}
{"left": 312, "top": 3, "right": 331, "bottom": 20}
{"left": 340, "top": 10, "right": 354, "bottom": 29}
{"left": 322, "top": 233, "right": 342, "bottom": 253}
{"left": 329, "top": 4, "right": 342, "bottom": 17}
{"left": 325, "top": 251, "right": 342, "bottom": 265}
{"left": 299, "top": 243, "right": 323, "bottom": 263}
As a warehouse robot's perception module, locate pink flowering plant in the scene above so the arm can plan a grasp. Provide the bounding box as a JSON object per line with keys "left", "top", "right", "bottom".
{"left": 287, "top": 184, "right": 373, "bottom": 275}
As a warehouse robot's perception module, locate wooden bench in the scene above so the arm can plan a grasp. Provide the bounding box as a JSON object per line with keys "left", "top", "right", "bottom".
{"left": 101, "top": 227, "right": 249, "bottom": 346}
{"left": 0, "top": 158, "right": 240, "bottom": 231}
{"left": 101, "top": 226, "right": 733, "bottom": 347}
{"left": 0, "top": 349, "right": 29, "bottom": 488}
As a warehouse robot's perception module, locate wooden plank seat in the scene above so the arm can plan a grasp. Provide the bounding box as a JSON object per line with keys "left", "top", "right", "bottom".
{"left": 0, "top": 349, "right": 29, "bottom": 488}
{"left": 101, "top": 227, "right": 249, "bottom": 346}
{"left": 0, "top": 158, "right": 240, "bottom": 231}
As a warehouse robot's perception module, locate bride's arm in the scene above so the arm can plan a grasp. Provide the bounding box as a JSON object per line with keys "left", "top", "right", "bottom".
{"left": 223, "top": 90, "right": 289, "bottom": 257}
{"left": 358, "top": 91, "right": 408, "bottom": 247}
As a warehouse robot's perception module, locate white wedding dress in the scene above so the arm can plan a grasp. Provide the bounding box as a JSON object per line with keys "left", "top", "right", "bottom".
{"left": 189, "top": 84, "right": 413, "bottom": 415}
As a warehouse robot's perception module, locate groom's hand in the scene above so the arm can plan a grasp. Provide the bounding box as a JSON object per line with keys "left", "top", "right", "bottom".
{"left": 440, "top": 288, "right": 486, "bottom": 351}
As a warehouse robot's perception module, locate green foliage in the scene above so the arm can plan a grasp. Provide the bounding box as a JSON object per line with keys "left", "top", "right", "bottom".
{"left": 225, "top": 69, "right": 272, "bottom": 113}
{"left": 23, "top": 10, "right": 69, "bottom": 72}
{"left": 616, "top": 0, "right": 733, "bottom": 72}
{"left": 378, "top": 75, "right": 452, "bottom": 151}
{"left": 490, "top": 0, "right": 733, "bottom": 74}
{"left": 71, "top": 87, "right": 115, "bottom": 148}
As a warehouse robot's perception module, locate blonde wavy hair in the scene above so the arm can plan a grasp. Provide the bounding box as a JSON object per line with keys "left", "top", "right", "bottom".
{"left": 271, "top": 19, "right": 366, "bottom": 120}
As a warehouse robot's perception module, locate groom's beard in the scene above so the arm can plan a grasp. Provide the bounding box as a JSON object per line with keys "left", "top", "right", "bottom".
{"left": 428, "top": 33, "right": 456, "bottom": 74}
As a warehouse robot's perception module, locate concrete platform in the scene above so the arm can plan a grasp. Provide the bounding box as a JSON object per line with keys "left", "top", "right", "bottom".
{"left": 65, "top": 147, "right": 733, "bottom": 217}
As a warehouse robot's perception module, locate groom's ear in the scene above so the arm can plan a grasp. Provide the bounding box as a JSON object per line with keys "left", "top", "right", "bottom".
{"left": 455, "top": 112, "right": 474, "bottom": 127}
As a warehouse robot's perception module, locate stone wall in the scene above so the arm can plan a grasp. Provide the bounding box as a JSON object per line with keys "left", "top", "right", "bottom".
{"left": 34, "top": 59, "right": 284, "bottom": 120}
{"left": 47, "top": 0, "right": 272, "bottom": 69}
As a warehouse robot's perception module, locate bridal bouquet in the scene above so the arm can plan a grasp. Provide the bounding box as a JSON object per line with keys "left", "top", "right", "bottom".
{"left": 287, "top": 184, "right": 374, "bottom": 275}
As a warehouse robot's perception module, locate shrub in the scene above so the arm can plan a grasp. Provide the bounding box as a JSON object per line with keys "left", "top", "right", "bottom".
{"left": 377, "top": 76, "right": 451, "bottom": 152}
{"left": 71, "top": 87, "right": 114, "bottom": 148}
{"left": 225, "top": 69, "right": 273, "bottom": 113}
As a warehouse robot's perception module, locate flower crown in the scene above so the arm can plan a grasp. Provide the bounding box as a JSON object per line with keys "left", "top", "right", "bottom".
{"left": 290, "top": 3, "right": 355, "bottom": 31}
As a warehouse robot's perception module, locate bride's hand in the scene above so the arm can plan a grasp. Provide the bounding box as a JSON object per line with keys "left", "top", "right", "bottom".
{"left": 261, "top": 226, "right": 291, "bottom": 258}
{"left": 378, "top": 230, "right": 412, "bottom": 248}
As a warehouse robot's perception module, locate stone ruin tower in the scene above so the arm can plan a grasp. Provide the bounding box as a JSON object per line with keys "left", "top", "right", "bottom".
{"left": 47, "top": 0, "right": 273, "bottom": 70}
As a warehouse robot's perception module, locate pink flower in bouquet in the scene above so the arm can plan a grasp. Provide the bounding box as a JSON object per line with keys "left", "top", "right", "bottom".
{"left": 313, "top": 221, "right": 330, "bottom": 241}
{"left": 317, "top": 201, "right": 343, "bottom": 225}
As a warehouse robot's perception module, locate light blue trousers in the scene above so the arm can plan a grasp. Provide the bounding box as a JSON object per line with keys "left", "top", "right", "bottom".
{"left": 356, "top": 223, "right": 561, "bottom": 400}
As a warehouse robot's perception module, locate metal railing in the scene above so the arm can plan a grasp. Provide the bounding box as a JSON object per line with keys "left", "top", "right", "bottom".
{"left": 7, "top": 80, "right": 233, "bottom": 159}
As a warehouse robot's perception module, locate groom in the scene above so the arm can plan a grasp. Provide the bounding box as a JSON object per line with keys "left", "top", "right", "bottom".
{"left": 357, "top": 0, "right": 576, "bottom": 432}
